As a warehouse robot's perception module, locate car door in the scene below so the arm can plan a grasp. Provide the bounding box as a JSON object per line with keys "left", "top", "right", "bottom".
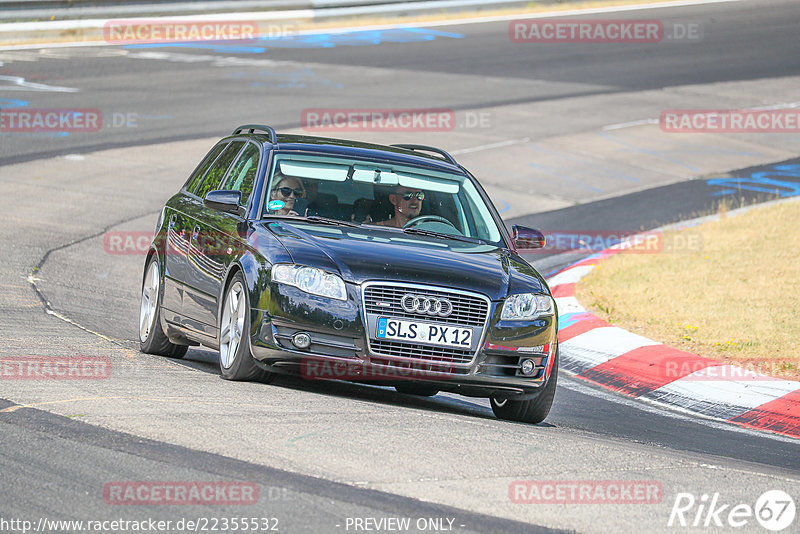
{"left": 182, "top": 140, "right": 245, "bottom": 335}
{"left": 192, "top": 141, "right": 262, "bottom": 335}
{"left": 161, "top": 141, "right": 229, "bottom": 320}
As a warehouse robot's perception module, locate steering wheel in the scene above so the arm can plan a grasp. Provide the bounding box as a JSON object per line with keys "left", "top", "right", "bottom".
{"left": 403, "top": 215, "right": 458, "bottom": 230}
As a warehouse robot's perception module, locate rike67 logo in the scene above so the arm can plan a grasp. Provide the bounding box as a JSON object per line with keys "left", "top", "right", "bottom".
{"left": 668, "top": 490, "right": 795, "bottom": 531}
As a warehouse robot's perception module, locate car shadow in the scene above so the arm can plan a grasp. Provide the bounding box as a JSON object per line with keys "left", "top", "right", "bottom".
{"left": 164, "top": 346, "right": 554, "bottom": 425}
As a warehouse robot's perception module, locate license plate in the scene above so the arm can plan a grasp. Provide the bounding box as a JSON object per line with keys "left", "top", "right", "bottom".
{"left": 375, "top": 317, "right": 472, "bottom": 349}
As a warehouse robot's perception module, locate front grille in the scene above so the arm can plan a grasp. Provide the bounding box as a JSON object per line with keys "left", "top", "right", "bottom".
{"left": 364, "top": 285, "right": 489, "bottom": 327}
{"left": 371, "top": 339, "right": 473, "bottom": 365}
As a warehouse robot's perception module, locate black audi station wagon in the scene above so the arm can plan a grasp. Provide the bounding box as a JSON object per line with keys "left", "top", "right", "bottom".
{"left": 139, "top": 125, "right": 559, "bottom": 423}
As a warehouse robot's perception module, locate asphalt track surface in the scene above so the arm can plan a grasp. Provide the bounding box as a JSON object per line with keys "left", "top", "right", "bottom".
{"left": 2, "top": 1, "right": 800, "bottom": 533}
{"left": 2, "top": 0, "right": 800, "bottom": 164}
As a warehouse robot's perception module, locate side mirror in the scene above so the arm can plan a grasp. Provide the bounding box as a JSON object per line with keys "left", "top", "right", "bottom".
{"left": 204, "top": 190, "right": 243, "bottom": 215}
{"left": 511, "top": 225, "right": 545, "bottom": 250}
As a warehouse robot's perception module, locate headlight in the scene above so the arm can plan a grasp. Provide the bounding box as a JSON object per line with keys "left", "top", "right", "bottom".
{"left": 271, "top": 264, "right": 347, "bottom": 301}
{"left": 501, "top": 293, "right": 554, "bottom": 321}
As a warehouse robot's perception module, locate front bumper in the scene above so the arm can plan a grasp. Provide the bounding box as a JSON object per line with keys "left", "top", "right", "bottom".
{"left": 249, "top": 282, "right": 558, "bottom": 399}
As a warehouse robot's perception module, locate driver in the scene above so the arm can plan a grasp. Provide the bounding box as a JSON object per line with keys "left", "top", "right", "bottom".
{"left": 268, "top": 173, "right": 305, "bottom": 216}
{"left": 375, "top": 186, "right": 424, "bottom": 228}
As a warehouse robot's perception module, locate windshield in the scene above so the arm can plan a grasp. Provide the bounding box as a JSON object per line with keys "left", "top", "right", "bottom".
{"left": 262, "top": 153, "right": 504, "bottom": 245}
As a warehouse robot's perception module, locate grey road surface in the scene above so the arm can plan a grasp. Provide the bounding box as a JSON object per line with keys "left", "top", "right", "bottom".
{"left": 1, "top": 1, "right": 799, "bottom": 533}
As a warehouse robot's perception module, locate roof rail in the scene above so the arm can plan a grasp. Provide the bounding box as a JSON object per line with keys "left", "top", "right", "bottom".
{"left": 232, "top": 124, "right": 277, "bottom": 144}
{"left": 391, "top": 144, "right": 458, "bottom": 166}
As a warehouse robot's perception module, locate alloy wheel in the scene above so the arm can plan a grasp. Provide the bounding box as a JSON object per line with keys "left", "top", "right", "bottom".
{"left": 220, "top": 281, "right": 246, "bottom": 369}
{"left": 139, "top": 261, "right": 159, "bottom": 343}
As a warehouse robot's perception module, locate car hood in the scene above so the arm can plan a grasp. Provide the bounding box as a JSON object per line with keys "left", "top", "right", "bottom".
{"left": 258, "top": 220, "right": 547, "bottom": 301}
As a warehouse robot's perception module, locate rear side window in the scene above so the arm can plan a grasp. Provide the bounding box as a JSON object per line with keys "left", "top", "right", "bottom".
{"left": 185, "top": 142, "right": 227, "bottom": 193}
{"left": 192, "top": 141, "right": 245, "bottom": 199}
{"left": 220, "top": 142, "right": 260, "bottom": 206}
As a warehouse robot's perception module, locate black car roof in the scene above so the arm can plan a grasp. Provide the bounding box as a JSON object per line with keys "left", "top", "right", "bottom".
{"left": 224, "top": 126, "right": 464, "bottom": 173}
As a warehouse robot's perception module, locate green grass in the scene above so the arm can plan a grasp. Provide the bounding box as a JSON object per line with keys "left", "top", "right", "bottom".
{"left": 577, "top": 200, "right": 800, "bottom": 380}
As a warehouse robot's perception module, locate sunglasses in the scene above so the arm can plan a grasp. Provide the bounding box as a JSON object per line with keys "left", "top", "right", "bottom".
{"left": 273, "top": 187, "right": 304, "bottom": 198}
{"left": 400, "top": 191, "right": 425, "bottom": 201}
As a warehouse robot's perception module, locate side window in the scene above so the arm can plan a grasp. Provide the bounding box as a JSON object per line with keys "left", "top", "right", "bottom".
{"left": 192, "top": 141, "right": 245, "bottom": 200}
{"left": 220, "top": 143, "right": 260, "bottom": 206}
{"left": 185, "top": 142, "right": 227, "bottom": 193}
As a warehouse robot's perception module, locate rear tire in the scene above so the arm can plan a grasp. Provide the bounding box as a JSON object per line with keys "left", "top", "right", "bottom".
{"left": 139, "top": 256, "right": 188, "bottom": 358}
{"left": 218, "top": 272, "right": 275, "bottom": 383}
{"left": 490, "top": 347, "right": 558, "bottom": 424}
{"left": 394, "top": 383, "right": 439, "bottom": 397}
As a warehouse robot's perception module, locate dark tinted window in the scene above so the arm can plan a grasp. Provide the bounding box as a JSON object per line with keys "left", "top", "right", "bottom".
{"left": 220, "top": 142, "right": 260, "bottom": 206}
{"left": 192, "top": 141, "right": 244, "bottom": 199}
{"left": 185, "top": 142, "right": 227, "bottom": 193}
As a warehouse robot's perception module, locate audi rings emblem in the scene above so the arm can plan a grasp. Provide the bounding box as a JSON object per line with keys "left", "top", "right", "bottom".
{"left": 400, "top": 294, "right": 453, "bottom": 317}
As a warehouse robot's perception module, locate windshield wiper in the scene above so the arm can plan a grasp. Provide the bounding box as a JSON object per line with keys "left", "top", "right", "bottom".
{"left": 402, "top": 227, "right": 488, "bottom": 245}
{"left": 302, "top": 216, "right": 360, "bottom": 228}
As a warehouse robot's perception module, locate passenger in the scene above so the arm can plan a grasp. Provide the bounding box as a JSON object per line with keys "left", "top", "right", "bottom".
{"left": 268, "top": 174, "right": 305, "bottom": 216}
{"left": 375, "top": 186, "right": 425, "bottom": 227}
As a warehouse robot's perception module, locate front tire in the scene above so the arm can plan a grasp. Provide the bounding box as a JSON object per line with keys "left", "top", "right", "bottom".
{"left": 139, "top": 256, "right": 188, "bottom": 358}
{"left": 218, "top": 272, "right": 274, "bottom": 383}
{"left": 490, "top": 347, "right": 558, "bottom": 424}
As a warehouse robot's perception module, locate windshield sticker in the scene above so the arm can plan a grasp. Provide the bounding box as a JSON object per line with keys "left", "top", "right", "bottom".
{"left": 268, "top": 200, "right": 285, "bottom": 211}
